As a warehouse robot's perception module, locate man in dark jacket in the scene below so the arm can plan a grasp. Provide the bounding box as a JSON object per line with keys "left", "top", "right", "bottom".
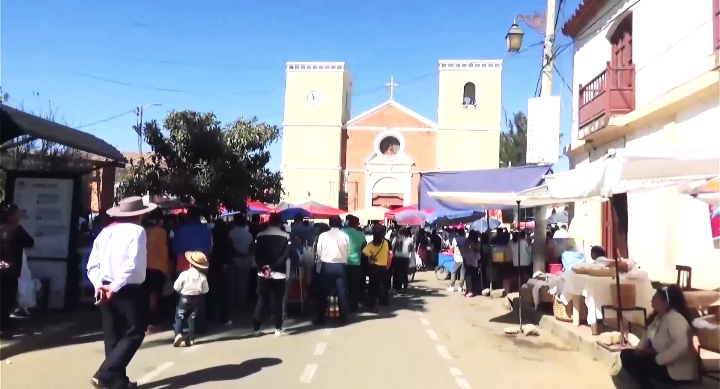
{"left": 252, "top": 213, "right": 291, "bottom": 336}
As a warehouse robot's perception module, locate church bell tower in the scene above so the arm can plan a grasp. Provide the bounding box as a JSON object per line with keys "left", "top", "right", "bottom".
{"left": 435, "top": 59, "right": 502, "bottom": 170}
{"left": 281, "top": 62, "right": 353, "bottom": 205}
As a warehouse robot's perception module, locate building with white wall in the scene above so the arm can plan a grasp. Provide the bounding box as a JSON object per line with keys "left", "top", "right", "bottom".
{"left": 562, "top": 0, "right": 720, "bottom": 288}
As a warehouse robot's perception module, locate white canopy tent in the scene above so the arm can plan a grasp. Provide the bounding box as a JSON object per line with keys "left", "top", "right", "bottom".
{"left": 543, "top": 148, "right": 720, "bottom": 199}
{"left": 426, "top": 191, "right": 605, "bottom": 209}
{"left": 426, "top": 190, "right": 606, "bottom": 334}
{"left": 693, "top": 192, "right": 720, "bottom": 207}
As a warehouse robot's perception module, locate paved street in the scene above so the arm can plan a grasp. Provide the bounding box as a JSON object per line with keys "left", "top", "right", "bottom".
{"left": 0, "top": 273, "right": 619, "bottom": 389}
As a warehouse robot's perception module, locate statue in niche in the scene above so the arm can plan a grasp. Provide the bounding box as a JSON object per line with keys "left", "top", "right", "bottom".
{"left": 379, "top": 136, "right": 401, "bottom": 157}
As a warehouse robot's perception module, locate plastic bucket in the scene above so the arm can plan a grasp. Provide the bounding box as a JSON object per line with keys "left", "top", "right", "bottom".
{"left": 548, "top": 263, "right": 563, "bottom": 275}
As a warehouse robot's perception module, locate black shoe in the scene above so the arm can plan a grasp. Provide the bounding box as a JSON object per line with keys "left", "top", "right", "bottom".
{"left": 311, "top": 319, "right": 325, "bottom": 326}
{"left": 92, "top": 377, "right": 137, "bottom": 389}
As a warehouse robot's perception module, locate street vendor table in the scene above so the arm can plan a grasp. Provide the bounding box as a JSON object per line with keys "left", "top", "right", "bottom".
{"left": 684, "top": 290, "right": 720, "bottom": 309}
{"left": 560, "top": 272, "right": 655, "bottom": 326}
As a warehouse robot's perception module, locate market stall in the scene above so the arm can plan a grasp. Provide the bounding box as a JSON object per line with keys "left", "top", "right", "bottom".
{"left": 559, "top": 270, "right": 654, "bottom": 328}
{"left": 428, "top": 190, "right": 599, "bottom": 333}
{"left": 542, "top": 147, "right": 720, "bottom": 349}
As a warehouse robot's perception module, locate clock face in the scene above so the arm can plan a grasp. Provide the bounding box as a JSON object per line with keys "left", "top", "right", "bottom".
{"left": 306, "top": 91, "right": 321, "bottom": 105}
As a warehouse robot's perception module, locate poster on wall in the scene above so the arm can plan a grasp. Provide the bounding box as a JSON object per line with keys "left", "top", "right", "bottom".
{"left": 12, "top": 177, "right": 74, "bottom": 259}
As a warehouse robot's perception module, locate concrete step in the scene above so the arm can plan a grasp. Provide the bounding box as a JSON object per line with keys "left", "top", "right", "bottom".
{"left": 538, "top": 314, "right": 720, "bottom": 389}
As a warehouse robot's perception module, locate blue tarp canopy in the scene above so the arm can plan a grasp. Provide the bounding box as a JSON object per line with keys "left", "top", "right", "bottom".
{"left": 418, "top": 165, "right": 553, "bottom": 213}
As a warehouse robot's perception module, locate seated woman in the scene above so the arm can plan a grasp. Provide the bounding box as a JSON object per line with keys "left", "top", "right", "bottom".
{"left": 619, "top": 285, "right": 698, "bottom": 388}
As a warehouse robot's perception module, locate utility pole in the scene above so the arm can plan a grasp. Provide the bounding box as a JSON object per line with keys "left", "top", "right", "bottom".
{"left": 135, "top": 103, "right": 162, "bottom": 154}
{"left": 532, "top": 0, "right": 558, "bottom": 274}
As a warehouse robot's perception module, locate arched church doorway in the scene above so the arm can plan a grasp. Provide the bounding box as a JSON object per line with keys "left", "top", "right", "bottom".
{"left": 371, "top": 177, "right": 404, "bottom": 209}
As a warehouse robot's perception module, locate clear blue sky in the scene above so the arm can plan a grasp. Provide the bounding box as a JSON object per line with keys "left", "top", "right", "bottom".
{"left": 2, "top": 0, "right": 578, "bottom": 172}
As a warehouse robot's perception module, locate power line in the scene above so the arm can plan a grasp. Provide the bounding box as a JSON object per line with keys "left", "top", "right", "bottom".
{"left": 77, "top": 109, "right": 136, "bottom": 129}
{"left": 61, "top": 70, "right": 194, "bottom": 93}
{"left": 553, "top": 64, "right": 573, "bottom": 93}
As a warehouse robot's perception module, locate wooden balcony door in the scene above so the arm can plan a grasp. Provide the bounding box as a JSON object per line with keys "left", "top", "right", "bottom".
{"left": 610, "top": 15, "right": 633, "bottom": 86}
{"left": 601, "top": 201, "right": 629, "bottom": 259}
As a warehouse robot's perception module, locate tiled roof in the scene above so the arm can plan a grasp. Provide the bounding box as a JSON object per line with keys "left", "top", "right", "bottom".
{"left": 121, "top": 151, "right": 152, "bottom": 163}
{"left": 561, "top": 0, "right": 611, "bottom": 38}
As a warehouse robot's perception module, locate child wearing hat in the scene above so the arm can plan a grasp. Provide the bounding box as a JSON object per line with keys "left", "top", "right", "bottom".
{"left": 172, "top": 251, "right": 209, "bottom": 347}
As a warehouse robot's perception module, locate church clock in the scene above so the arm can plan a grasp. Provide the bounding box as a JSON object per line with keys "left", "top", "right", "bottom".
{"left": 306, "top": 91, "right": 321, "bottom": 105}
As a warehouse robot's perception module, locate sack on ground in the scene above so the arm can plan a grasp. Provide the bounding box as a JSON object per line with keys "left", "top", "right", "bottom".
{"left": 17, "top": 278, "right": 39, "bottom": 309}
{"left": 17, "top": 250, "right": 39, "bottom": 309}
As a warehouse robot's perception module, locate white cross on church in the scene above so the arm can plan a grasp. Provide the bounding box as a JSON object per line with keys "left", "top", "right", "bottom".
{"left": 385, "top": 77, "right": 399, "bottom": 101}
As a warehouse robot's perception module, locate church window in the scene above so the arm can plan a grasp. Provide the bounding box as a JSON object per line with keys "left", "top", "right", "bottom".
{"left": 462, "top": 82, "right": 476, "bottom": 106}
{"left": 378, "top": 136, "right": 401, "bottom": 157}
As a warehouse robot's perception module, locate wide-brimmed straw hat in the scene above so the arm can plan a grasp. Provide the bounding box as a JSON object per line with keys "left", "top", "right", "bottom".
{"left": 106, "top": 196, "right": 157, "bottom": 217}
{"left": 184, "top": 251, "right": 209, "bottom": 269}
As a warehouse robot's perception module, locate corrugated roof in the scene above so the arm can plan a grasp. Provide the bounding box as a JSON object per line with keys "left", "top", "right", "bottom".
{"left": 1, "top": 105, "right": 126, "bottom": 162}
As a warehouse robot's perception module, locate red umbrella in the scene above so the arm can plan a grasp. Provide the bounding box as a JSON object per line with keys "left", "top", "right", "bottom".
{"left": 394, "top": 210, "right": 430, "bottom": 226}
{"left": 295, "top": 200, "right": 345, "bottom": 218}
{"left": 385, "top": 205, "right": 433, "bottom": 219}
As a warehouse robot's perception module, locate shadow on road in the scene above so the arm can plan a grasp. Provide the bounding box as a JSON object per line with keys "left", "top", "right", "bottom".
{"left": 192, "top": 285, "right": 445, "bottom": 345}
{"left": 0, "top": 308, "right": 103, "bottom": 361}
{"left": 137, "top": 358, "right": 282, "bottom": 389}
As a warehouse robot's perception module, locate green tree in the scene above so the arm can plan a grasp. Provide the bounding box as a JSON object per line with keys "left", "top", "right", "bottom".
{"left": 116, "top": 110, "right": 283, "bottom": 214}
{"left": 499, "top": 110, "right": 527, "bottom": 167}
{"left": 499, "top": 110, "right": 532, "bottom": 220}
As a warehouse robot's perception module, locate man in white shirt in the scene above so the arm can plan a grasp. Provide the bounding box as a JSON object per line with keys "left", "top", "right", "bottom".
{"left": 313, "top": 216, "right": 350, "bottom": 325}
{"left": 553, "top": 225, "right": 570, "bottom": 239}
{"left": 227, "top": 215, "right": 254, "bottom": 317}
{"left": 86, "top": 197, "right": 155, "bottom": 389}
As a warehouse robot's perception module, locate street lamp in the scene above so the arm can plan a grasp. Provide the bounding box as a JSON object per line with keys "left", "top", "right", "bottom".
{"left": 506, "top": 21, "right": 525, "bottom": 53}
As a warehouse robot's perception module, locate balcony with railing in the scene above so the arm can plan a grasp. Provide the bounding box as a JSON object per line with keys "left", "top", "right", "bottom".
{"left": 577, "top": 62, "right": 636, "bottom": 133}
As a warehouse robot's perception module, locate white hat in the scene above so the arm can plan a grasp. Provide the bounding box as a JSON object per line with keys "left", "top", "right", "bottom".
{"left": 106, "top": 196, "right": 157, "bottom": 217}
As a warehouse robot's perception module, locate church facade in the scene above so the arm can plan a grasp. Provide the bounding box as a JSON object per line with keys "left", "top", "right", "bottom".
{"left": 280, "top": 59, "right": 503, "bottom": 211}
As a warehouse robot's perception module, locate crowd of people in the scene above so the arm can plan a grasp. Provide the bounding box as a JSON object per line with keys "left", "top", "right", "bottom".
{"left": 2, "top": 197, "right": 706, "bottom": 389}
{"left": 79, "top": 197, "right": 438, "bottom": 388}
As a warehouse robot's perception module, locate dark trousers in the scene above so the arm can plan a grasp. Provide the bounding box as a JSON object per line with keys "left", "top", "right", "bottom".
{"left": 346, "top": 265, "right": 363, "bottom": 311}
{"left": 253, "top": 277, "right": 285, "bottom": 331}
{"left": 314, "top": 262, "right": 348, "bottom": 322}
{"left": 392, "top": 257, "right": 409, "bottom": 293}
{"left": 367, "top": 265, "right": 389, "bottom": 308}
{"left": 96, "top": 284, "right": 146, "bottom": 387}
{"left": 226, "top": 263, "right": 252, "bottom": 317}
{"left": 143, "top": 269, "right": 166, "bottom": 326}
{"left": 0, "top": 274, "right": 18, "bottom": 332}
{"left": 464, "top": 265, "right": 479, "bottom": 294}
{"left": 173, "top": 295, "right": 200, "bottom": 339}
{"left": 206, "top": 270, "right": 227, "bottom": 324}
{"left": 619, "top": 349, "right": 675, "bottom": 389}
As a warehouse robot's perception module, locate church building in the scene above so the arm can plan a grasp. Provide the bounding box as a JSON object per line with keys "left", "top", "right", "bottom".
{"left": 280, "top": 59, "right": 503, "bottom": 211}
